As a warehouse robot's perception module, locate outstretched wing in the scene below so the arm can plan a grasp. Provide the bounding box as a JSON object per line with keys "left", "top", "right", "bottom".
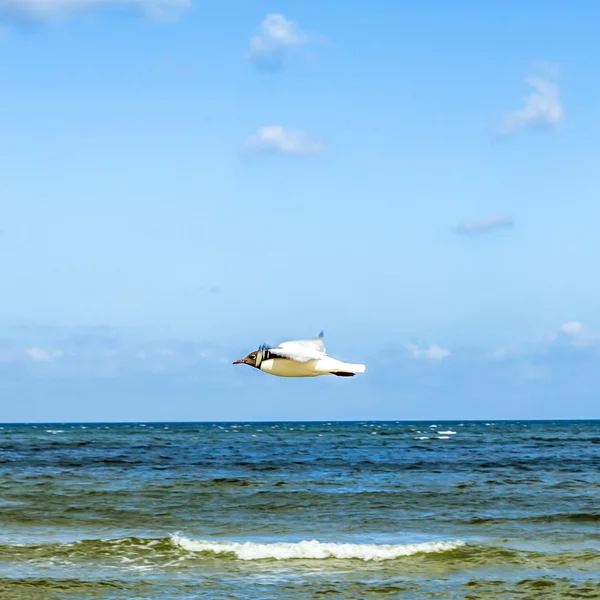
{"left": 269, "top": 331, "right": 327, "bottom": 363}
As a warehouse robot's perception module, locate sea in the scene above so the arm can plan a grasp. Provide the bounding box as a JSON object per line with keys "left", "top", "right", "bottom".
{"left": 0, "top": 420, "right": 598, "bottom": 599}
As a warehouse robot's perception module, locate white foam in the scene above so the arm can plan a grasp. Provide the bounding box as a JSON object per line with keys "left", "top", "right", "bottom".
{"left": 438, "top": 431, "right": 456, "bottom": 435}
{"left": 437, "top": 436, "right": 450, "bottom": 439}
{"left": 46, "top": 430, "right": 64, "bottom": 434}
{"left": 170, "top": 536, "right": 464, "bottom": 561}
{"left": 415, "top": 436, "right": 430, "bottom": 440}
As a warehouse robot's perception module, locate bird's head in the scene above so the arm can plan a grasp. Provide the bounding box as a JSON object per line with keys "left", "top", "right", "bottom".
{"left": 232, "top": 350, "right": 259, "bottom": 368}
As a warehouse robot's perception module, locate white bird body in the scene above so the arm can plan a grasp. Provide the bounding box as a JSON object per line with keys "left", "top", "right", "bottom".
{"left": 260, "top": 356, "right": 366, "bottom": 378}
{"left": 233, "top": 332, "right": 366, "bottom": 378}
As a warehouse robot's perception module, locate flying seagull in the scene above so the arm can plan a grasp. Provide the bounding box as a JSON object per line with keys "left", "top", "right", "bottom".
{"left": 233, "top": 332, "right": 366, "bottom": 378}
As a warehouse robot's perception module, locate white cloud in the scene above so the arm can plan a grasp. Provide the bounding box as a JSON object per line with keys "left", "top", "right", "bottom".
{"left": 557, "top": 321, "right": 597, "bottom": 348}
{"left": 24, "top": 347, "right": 63, "bottom": 362}
{"left": 247, "top": 13, "right": 311, "bottom": 69}
{"left": 501, "top": 74, "right": 563, "bottom": 134}
{"left": 455, "top": 214, "right": 514, "bottom": 235}
{"left": 490, "top": 321, "right": 599, "bottom": 361}
{"left": 489, "top": 346, "right": 517, "bottom": 360}
{"left": 243, "top": 126, "right": 323, "bottom": 156}
{"left": 0, "top": 0, "right": 191, "bottom": 21}
{"left": 559, "top": 321, "right": 583, "bottom": 336}
{"left": 406, "top": 343, "right": 450, "bottom": 361}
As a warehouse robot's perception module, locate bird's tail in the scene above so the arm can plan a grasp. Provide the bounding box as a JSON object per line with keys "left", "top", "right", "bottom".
{"left": 329, "top": 363, "right": 366, "bottom": 377}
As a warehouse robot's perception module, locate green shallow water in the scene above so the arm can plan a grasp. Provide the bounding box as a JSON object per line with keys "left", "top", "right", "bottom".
{"left": 0, "top": 420, "right": 598, "bottom": 598}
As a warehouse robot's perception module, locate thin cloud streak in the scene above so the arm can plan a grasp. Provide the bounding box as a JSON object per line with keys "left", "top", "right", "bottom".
{"left": 242, "top": 126, "right": 323, "bottom": 156}
{"left": 0, "top": 0, "right": 191, "bottom": 22}
{"left": 406, "top": 343, "right": 451, "bottom": 361}
{"left": 455, "top": 215, "right": 514, "bottom": 235}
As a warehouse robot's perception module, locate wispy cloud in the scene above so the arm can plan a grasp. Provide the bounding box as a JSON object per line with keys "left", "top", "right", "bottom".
{"left": 501, "top": 70, "right": 563, "bottom": 134}
{"left": 243, "top": 126, "right": 323, "bottom": 156}
{"left": 406, "top": 343, "right": 450, "bottom": 361}
{"left": 552, "top": 321, "right": 598, "bottom": 348}
{"left": 24, "top": 347, "right": 63, "bottom": 362}
{"left": 455, "top": 214, "right": 514, "bottom": 235}
{"left": 491, "top": 320, "right": 599, "bottom": 361}
{"left": 0, "top": 0, "right": 191, "bottom": 22}
{"left": 1, "top": 328, "right": 230, "bottom": 379}
{"left": 247, "top": 13, "right": 315, "bottom": 70}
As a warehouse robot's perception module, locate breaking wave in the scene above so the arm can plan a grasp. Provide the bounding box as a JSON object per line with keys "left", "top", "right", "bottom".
{"left": 1, "top": 536, "right": 598, "bottom": 572}
{"left": 0, "top": 536, "right": 465, "bottom": 565}
{"left": 170, "top": 536, "right": 465, "bottom": 561}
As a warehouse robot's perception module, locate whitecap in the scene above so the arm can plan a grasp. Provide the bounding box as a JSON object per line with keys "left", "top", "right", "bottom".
{"left": 415, "top": 436, "right": 430, "bottom": 440}
{"left": 170, "top": 536, "right": 464, "bottom": 561}
{"left": 438, "top": 431, "right": 456, "bottom": 435}
{"left": 46, "top": 430, "right": 64, "bottom": 434}
{"left": 437, "top": 436, "right": 450, "bottom": 440}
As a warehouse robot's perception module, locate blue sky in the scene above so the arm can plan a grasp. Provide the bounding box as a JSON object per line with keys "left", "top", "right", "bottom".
{"left": 1, "top": 0, "right": 600, "bottom": 421}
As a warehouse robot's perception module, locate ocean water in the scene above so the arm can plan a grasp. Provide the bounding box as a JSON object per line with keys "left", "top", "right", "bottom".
{"left": 0, "top": 421, "right": 598, "bottom": 599}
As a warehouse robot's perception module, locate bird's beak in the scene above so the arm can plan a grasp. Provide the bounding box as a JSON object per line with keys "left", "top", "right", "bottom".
{"left": 232, "top": 359, "right": 244, "bottom": 365}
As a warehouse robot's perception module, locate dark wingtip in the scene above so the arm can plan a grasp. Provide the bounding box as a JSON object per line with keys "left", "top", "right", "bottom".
{"left": 318, "top": 330, "right": 324, "bottom": 338}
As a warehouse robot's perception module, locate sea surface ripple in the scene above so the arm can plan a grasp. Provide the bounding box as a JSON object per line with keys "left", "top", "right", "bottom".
{"left": 0, "top": 420, "right": 598, "bottom": 599}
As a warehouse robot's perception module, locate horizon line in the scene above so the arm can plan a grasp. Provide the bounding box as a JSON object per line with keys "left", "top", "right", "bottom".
{"left": 1, "top": 418, "right": 598, "bottom": 425}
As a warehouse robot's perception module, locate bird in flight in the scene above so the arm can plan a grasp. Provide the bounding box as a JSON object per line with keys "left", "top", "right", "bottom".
{"left": 233, "top": 332, "right": 366, "bottom": 378}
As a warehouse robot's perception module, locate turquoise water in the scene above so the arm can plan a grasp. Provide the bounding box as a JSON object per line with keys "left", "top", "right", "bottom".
{"left": 0, "top": 420, "right": 598, "bottom": 598}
